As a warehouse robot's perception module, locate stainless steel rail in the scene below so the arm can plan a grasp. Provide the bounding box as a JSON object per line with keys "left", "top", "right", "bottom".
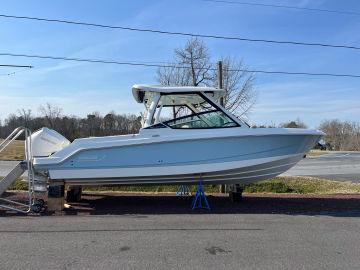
{"left": 0, "top": 127, "right": 42, "bottom": 214}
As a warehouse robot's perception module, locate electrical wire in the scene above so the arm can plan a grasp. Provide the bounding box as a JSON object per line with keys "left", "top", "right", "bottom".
{"left": 0, "top": 64, "right": 33, "bottom": 68}
{"left": 1, "top": 52, "right": 360, "bottom": 78}
{"left": 199, "top": 0, "right": 360, "bottom": 16}
{"left": 0, "top": 14, "right": 360, "bottom": 50}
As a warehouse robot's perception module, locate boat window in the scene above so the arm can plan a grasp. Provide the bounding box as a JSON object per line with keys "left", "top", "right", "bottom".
{"left": 149, "top": 93, "right": 239, "bottom": 129}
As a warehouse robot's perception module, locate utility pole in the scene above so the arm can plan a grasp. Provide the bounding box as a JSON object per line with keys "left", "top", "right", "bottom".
{"left": 217, "top": 61, "right": 224, "bottom": 106}
{"left": 217, "top": 60, "right": 226, "bottom": 194}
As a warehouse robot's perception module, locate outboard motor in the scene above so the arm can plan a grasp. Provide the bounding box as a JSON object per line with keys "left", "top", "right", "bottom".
{"left": 30, "top": 127, "right": 70, "bottom": 157}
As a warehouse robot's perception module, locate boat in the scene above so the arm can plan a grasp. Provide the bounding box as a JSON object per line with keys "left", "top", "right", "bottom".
{"left": 31, "top": 84, "right": 323, "bottom": 186}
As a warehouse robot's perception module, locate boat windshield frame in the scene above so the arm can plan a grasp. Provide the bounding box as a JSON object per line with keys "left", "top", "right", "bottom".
{"left": 144, "top": 91, "right": 242, "bottom": 129}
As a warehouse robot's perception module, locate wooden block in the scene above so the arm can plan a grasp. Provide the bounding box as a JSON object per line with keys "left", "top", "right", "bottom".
{"left": 47, "top": 197, "right": 64, "bottom": 211}
{"left": 47, "top": 182, "right": 65, "bottom": 212}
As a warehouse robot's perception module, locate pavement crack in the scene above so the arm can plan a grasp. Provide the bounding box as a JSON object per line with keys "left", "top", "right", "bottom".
{"left": 205, "top": 246, "right": 231, "bottom": 255}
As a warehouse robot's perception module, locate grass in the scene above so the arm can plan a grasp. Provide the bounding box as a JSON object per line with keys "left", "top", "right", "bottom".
{"left": 0, "top": 140, "right": 25, "bottom": 160}
{"left": 8, "top": 178, "right": 29, "bottom": 190}
{"left": 243, "top": 176, "right": 360, "bottom": 194}
{"left": 306, "top": 150, "right": 330, "bottom": 157}
{"left": 4, "top": 176, "right": 360, "bottom": 194}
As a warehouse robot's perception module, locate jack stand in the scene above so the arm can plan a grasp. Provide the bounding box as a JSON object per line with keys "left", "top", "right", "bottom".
{"left": 47, "top": 182, "right": 65, "bottom": 212}
{"left": 176, "top": 185, "right": 191, "bottom": 196}
{"left": 66, "top": 186, "right": 83, "bottom": 202}
{"left": 229, "top": 184, "right": 243, "bottom": 203}
{"left": 192, "top": 181, "right": 210, "bottom": 210}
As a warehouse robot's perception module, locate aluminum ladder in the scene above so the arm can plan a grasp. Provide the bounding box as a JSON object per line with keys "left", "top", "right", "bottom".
{"left": 0, "top": 127, "right": 44, "bottom": 213}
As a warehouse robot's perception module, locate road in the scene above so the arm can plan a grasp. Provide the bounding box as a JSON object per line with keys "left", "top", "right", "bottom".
{"left": 0, "top": 212, "right": 359, "bottom": 270}
{"left": 1, "top": 153, "right": 359, "bottom": 269}
{"left": 283, "top": 151, "right": 360, "bottom": 181}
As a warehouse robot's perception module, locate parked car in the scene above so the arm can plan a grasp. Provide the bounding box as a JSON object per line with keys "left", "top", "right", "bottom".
{"left": 314, "top": 139, "right": 327, "bottom": 150}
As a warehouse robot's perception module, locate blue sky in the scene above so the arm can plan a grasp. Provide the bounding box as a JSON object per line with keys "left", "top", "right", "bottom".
{"left": 0, "top": 0, "right": 359, "bottom": 128}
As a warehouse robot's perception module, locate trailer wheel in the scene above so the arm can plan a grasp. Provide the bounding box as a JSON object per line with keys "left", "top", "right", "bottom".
{"left": 35, "top": 199, "right": 45, "bottom": 207}
{"left": 31, "top": 203, "right": 42, "bottom": 213}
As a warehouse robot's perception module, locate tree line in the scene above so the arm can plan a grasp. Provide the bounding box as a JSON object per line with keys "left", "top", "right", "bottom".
{"left": 0, "top": 103, "right": 142, "bottom": 142}
{"left": 255, "top": 119, "right": 360, "bottom": 151}
{"left": 278, "top": 119, "right": 360, "bottom": 151}
{"left": 1, "top": 106, "right": 359, "bottom": 151}
{"left": 319, "top": 120, "right": 360, "bottom": 151}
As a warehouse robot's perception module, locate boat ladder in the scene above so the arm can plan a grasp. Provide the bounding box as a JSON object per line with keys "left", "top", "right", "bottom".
{"left": 0, "top": 127, "right": 44, "bottom": 214}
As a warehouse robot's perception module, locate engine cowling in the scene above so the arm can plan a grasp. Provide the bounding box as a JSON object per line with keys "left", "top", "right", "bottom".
{"left": 30, "top": 127, "right": 70, "bottom": 157}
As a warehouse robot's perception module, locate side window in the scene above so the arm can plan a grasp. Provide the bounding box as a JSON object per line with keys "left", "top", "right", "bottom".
{"left": 147, "top": 93, "right": 239, "bottom": 129}
{"left": 165, "top": 111, "right": 237, "bottom": 129}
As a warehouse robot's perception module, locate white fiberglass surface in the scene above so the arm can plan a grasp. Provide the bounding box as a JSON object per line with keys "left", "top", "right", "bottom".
{"left": 33, "top": 127, "right": 323, "bottom": 168}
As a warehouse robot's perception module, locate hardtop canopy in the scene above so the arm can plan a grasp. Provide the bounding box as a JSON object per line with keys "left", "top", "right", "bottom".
{"left": 132, "top": 84, "right": 226, "bottom": 104}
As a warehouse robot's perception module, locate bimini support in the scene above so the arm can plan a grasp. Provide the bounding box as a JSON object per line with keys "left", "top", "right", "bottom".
{"left": 192, "top": 181, "right": 210, "bottom": 210}
{"left": 0, "top": 127, "right": 44, "bottom": 214}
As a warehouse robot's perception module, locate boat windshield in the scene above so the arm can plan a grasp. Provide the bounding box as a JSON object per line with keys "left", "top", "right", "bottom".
{"left": 149, "top": 93, "right": 239, "bottom": 129}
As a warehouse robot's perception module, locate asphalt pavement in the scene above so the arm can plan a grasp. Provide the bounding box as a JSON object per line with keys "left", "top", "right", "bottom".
{"left": 0, "top": 212, "right": 359, "bottom": 270}
{"left": 1, "top": 150, "right": 360, "bottom": 270}
{"left": 283, "top": 151, "right": 360, "bottom": 182}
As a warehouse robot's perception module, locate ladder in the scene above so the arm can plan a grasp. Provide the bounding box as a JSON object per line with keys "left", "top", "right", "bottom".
{"left": 0, "top": 127, "right": 43, "bottom": 213}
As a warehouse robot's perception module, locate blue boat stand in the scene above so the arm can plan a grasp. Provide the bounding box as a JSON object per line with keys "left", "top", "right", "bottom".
{"left": 191, "top": 181, "right": 210, "bottom": 210}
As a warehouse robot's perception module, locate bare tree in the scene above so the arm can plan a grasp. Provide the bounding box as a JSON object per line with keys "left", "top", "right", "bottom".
{"left": 157, "top": 38, "right": 256, "bottom": 116}
{"left": 212, "top": 57, "right": 256, "bottom": 116}
{"left": 320, "top": 119, "right": 360, "bottom": 151}
{"left": 157, "top": 38, "right": 212, "bottom": 87}
{"left": 17, "top": 108, "right": 32, "bottom": 128}
{"left": 38, "top": 103, "right": 62, "bottom": 129}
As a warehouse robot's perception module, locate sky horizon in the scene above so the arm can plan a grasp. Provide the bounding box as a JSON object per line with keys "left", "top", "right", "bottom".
{"left": 0, "top": 0, "right": 359, "bottom": 129}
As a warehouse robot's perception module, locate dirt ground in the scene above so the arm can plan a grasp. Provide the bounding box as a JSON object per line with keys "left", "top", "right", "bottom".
{"left": 1, "top": 191, "right": 360, "bottom": 217}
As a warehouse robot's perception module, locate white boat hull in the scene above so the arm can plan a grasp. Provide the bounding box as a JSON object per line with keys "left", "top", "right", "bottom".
{"left": 48, "top": 153, "right": 303, "bottom": 186}
{"left": 33, "top": 127, "right": 323, "bottom": 186}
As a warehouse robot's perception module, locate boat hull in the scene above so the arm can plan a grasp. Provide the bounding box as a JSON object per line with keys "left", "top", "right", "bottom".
{"left": 56, "top": 153, "right": 304, "bottom": 186}
{"left": 33, "top": 129, "right": 322, "bottom": 185}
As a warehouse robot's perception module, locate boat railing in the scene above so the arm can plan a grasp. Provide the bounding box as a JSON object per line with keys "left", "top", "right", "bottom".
{"left": 0, "top": 127, "right": 42, "bottom": 214}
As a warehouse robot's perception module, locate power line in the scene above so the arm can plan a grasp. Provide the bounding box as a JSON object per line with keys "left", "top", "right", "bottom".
{"left": 1, "top": 52, "right": 360, "bottom": 78}
{"left": 0, "top": 14, "right": 360, "bottom": 51}
{"left": 0, "top": 64, "right": 33, "bottom": 68}
{"left": 199, "top": 0, "right": 360, "bottom": 16}
{"left": 0, "top": 64, "right": 32, "bottom": 76}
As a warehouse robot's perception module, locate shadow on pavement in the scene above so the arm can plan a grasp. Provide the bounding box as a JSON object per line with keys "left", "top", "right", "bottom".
{"left": 63, "top": 193, "right": 360, "bottom": 218}
{"left": 1, "top": 192, "right": 360, "bottom": 217}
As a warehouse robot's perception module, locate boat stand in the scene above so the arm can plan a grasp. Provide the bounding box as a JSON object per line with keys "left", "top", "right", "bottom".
{"left": 228, "top": 184, "right": 244, "bottom": 203}
{"left": 176, "top": 185, "right": 191, "bottom": 196}
{"left": 192, "top": 181, "right": 210, "bottom": 210}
